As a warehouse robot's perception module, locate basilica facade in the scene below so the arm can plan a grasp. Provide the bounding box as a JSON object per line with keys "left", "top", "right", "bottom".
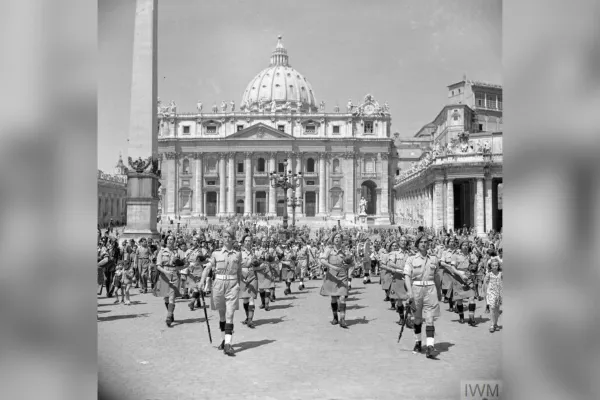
{"left": 157, "top": 37, "right": 393, "bottom": 224}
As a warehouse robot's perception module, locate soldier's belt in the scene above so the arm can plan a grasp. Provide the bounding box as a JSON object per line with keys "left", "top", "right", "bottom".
{"left": 412, "top": 280, "right": 435, "bottom": 286}
{"left": 215, "top": 274, "right": 237, "bottom": 280}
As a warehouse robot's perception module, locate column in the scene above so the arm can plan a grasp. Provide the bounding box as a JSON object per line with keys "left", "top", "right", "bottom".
{"left": 485, "top": 177, "right": 493, "bottom": 233}
{"left": 318, "top": 154, "right": 326, "bottom": 215}
{"left": 379, "top": 153, "right": 389, "bottom": 219}
{"left": 446, "top": 178, "right": 454, "bottom": 233}
{"left": 203, "top": 191, "right": 207, "bottom": 216}
{"left": 432, "top": 180, "right": 444, "bottom": 232}
{"left": 244, "top": 152, "right": 252, "bottom": 216}
{"left": 227, "top": 152, "right": 235, "bottom": 215}
{"left": 324, "top": 155, "right": 330, "bottom": 214}
{"left": 218, "top": 153, "right": 226, "bottom": 217}
{"left": 194, "top": 154, "right": 203, "bottom": 216}
{"left": 475, "top": 177, "right": 485, "bottom": 236}
{"left": 166, "top": 156, "right": 176, "bottom": 216}
{"left": 268, "top": 153, "right": 276, "bottom": 216}
{"left": 295, "top": 153, "right": 303, "bottom": 217}
{"left": 286, "top": 153, "right": 294, "bottom": 217}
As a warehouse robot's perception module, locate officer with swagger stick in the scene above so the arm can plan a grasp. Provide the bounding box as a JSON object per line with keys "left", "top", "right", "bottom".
{"left": 197, "top": 227, "right": 242, "bottom": 357}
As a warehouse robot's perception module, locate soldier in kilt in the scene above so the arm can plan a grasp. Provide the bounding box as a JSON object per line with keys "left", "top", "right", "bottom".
{"left": 254, "top": 237, "right": 276, "bottom": 311}
{"left": 381, "top": 241, "right": 396, "bottom": 306}
{"left": 281, "top": 239, "right": 296, "bottom": 295}
{"left": 153, "top": 235, "right": 184, "bottom": 327}
{"left": 447, "top": 239, "right": 479, "bottom": 326}
{"left": 185, "top": 236, "right": 210, "bottom": 311}
{"left": 319, "top": 232, "right": 354, "bottom": 329}
{"left": 197, "top": 227, "right": 242, "bottom": 357}
{"left": 240, "top": 234, "right": 259, "bottom": 328}
{"left": 382, "top": 237, "right": 411, "bottom": 325}
{"left": 295, "top": 238, "right": 308, "bottom": 290}
{"left": 439, "top": 237, "right": 458, "bottom": 309}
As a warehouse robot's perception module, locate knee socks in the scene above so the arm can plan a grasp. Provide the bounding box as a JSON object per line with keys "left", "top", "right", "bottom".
{"left": 248, "top": 305, "right": 255, "bottom": 321}
{"left": 331, "top": 302, "right": 338, "bottom": 320}
{"left": 219, "top": 321, "right": 226, "bottom": 342}
{"left": 224, "top": 323, "right": 234, "bottom": 345}
{"left": 243, "top": 302, "right": 249, "bottom": 318}
{"left": 425, "top": 325, "right": 435, "bottom": 347}
{"left": 457, "top": 303, "right": 464, "bottom": 319}
{"left": 259, "top": 291, "right": 266, "bottom": 306}
{"left": 468, "top": 303, "right": 476, "bottom": 319}
{"left": 338, "top": 303, "right": 346, "bottom": 319}
{"left": 414, "top": 323, "right": 422, "bottom": 342}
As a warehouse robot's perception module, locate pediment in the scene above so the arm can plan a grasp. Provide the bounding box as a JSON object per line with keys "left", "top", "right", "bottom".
{"left": 225, "top": 123, "right": 295, "bottom": 140}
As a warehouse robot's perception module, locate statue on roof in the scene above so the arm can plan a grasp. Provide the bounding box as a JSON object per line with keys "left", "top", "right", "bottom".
{"left": 196, "top": 101, "right": 202, "bottom": 113}
{"left": 169, "top": 100, "right": 177, "bottom": 114}
{"left": 212, "top": 103, "right": 218, "bottom": 113}
{"left": 230, "top": 100, "right": 235, "bottom": 112}
{"left": 347, "top": 99, "right": 353, "bottom": 112}
{"left": 319, "top": 100, "right": 325, "bottom": 111}
{"left": 382, "top": 101, "right": 390, "bottom": 114}
{"left": 334, "top": 104, "right": 340, "bottom": 113}
{"left": 270, "top": 100, "right": 277, "bottom": 113}
{"left": 221, "top": 101, "right": 227, "bottom": 112}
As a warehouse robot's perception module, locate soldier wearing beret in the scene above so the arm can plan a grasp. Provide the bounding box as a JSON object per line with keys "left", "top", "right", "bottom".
{"left": 446, "top": 239, "right": 478, "bottom": 326}
{"left": 295, "top": 238, "right": 309, "bottom": 291}
{"left": 281, "top": 239, "right": 297, "bottom": 295}
{"left": 254, "top": 237, "right": 277, "bottom": 311}
{"left": 197, "top": 227, "right": 242, "bottom": 356}
{"left": 240, "top": 233, "right": 259, "bottom": 328}
{"left": 185, "top": 235, "right": 210, "bottom": 311}
{"left": 154, "top": 234, "right": 185, "bottom": 327}
{"left": 320, "top": 232, "right": 354, "bottom": 329}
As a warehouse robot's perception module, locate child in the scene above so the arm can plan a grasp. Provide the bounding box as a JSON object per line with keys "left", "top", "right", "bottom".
{"left": 484, "top": 257, "right": 503, "bottom": 332}
{"left": 121, "top": 259, "right": 136, "bottom": 305}
{"left": 112, "top": 263, "right": 125, "bottom": 304}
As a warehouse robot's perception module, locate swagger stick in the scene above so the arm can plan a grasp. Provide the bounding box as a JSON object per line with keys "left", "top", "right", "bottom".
{"left": 397, "top": 305, "right": 411, "bottom": 343}
{"left": 199, "top": 290, "right": 212, "bottom": 344}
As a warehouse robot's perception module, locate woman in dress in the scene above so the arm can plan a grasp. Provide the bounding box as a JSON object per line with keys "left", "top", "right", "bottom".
{"left": 485, "top": 257, "right": 503, "bottom": 332}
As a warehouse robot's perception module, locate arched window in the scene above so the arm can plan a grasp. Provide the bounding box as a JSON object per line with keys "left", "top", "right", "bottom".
{"left": 306, "top": 158, "right": 315, "bottom": 173}
{"left": 332, "top": 158, "right": 340, "bottom": 173}
{"left": 257, "top": 158, "right": 265, "bottom": 172}
{"left": 182, "top": 159, "right": 190, "bottom": 174}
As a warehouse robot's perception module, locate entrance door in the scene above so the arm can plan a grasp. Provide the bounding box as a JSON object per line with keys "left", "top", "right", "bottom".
{"left": 206, "top": 192, "right": 217, "bottom": 216}
{"left": 305, "top": 192, "right": 316, "bottom": 217}
{"left": 236, "top": 199, "right": 244, "bottom": 215}
{"left": 277, "top": 200, "right": 285, "bottom": 217}
{"left": 453, "top": 180, "right": 473, "bottom": 230}
{"left": 255, "top": 191, "right": 266, "bottom": 214}
{"left": 360, "top": 181, "right": 377, "bottom": 215}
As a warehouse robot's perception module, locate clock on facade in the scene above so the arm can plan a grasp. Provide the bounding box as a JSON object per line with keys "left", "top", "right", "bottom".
{"left": 364, "top": 104, "right": 375, "bottom": 115}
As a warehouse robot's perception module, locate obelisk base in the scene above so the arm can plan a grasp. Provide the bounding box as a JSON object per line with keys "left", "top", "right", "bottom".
{"left": 121, "top": 171, "right": 161, "bottom": 242}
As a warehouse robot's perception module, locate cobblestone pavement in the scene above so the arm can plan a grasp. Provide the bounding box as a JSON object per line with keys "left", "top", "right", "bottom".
{"left": 98, "top": 277, "right": 501, "bottom": 400}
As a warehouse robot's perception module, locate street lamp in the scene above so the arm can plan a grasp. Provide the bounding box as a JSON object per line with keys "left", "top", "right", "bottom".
{"left": 287, "top": 194, "right": 303, "bottom": 235}
{"left": 269, "top": 159, "right": 302, "bottom": 237}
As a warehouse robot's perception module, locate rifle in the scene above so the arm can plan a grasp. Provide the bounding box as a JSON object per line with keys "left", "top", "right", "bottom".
{"left": 397, "top": 304, "right": 411, "bottom": 343}
{"left": 199, "top": 290, "right": 212, "bottom": 344}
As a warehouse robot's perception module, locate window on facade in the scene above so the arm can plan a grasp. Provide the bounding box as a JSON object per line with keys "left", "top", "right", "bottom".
{"left": 237, "top": 125, "right": 244, "bottom": 131}
{"left": 497, "top": 95, "right": 503, "bottom": 110}
{"left": 451, "top": 90, "right": 454, "bottom": 95}
{"left": 475, "top": 92, "right": 484, "bottom": 107}
{"left": 332, "top": 158, "right": 340, "bottom": 173}
{"left": 207, "top": 180, "right": 216, "bottom": 186}
{"left": 453, "top": 115, "right": 459, "bottom": 121}
{"left": 257, "top": 158, "right": 265, "bottom": 172}
{"left": 478, "top": 123, "right": 484, "bottom": 131}
{"left": 332, "top": 125, "right": 340, "bottom": 134}
{"left": 396, "top": 169, "right": 400, "bottom": 176}
{"left": 278, "top": 125, "right": 285, "bottom": 132}
{"left": 207, "top": 125, "right": 217, "bottom": 134}
{"left": 206, "top": 158, "right": 217, "bottom": 172}
{"left": 306, "top": 158, "right": 315, "bottom": 173}
{"left": 306, "top": 125, "right": 315, "bottom": 134}
{"left": 364, "top": 121, "right": 373, "bottom": 134}
{"left": 183, "top": 126, "right": 190, "bottom": 134}
{"left": 278, "top": 162, "right": 285, "bottom": 173}
{"left": 182, "top": 159, "right": 190, "bottom": 174}
{"left": 306, "top": 180, "right": 315, "bottom": 186}
{"left": 487, "top": 96, "right": 497, "bottom": 109}
{"left": 237, "top": 180, "right": 244, "bottom": 186}
{"left": 237, "top": 162, "right": 244, "bottom": 173}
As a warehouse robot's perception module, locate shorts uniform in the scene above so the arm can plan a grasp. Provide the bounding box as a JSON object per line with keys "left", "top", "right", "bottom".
{"left": 404, "top": 253, "right": 441, "bottom": 320}
{"left": 208, "top": 248, "right": 242, "bottom": 312}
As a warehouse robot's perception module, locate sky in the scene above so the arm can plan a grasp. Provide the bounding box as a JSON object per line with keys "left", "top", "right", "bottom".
{"left": 98, "top": 0, "right": 502, "bottom": 172}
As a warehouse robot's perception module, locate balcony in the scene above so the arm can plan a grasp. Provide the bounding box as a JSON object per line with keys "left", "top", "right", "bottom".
{"left": 361, "top": 172, "right": 378, "bottom": 179}
{"left": 204, "top": 170, "right": 219, "bottom": 178}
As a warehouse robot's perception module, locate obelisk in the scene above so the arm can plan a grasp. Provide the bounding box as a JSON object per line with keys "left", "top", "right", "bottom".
{"left": 121, "top": 0, "right": 160, "bottom": 242}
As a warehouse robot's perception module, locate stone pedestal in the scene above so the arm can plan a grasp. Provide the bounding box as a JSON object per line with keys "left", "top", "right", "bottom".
{"left": 121, "top": 172, "right": 161, "bottom": 241}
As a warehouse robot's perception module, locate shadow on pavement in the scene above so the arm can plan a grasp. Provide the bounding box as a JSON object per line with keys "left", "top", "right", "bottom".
{"left": 98, "top": 313, "right": 150, "bottom": 322}
{"left": 234, "top": 339, "right": 276, "bottom": 353}
{"left": 175, "top": 317, "right": 206, "bottom": 325}
{"left": 346, "top": 317, "right": 375, "bottom": 326}
{"left": 345, "top": 297, "right": 359, "bottom": 302}
{"left": 279, "top": 296, "right": 300, "bottom": 300}
{"left": 268, "top": 304, "right": 294, "bottom": 310}
{"left": 435, "top": 342, "right": 455, "bottom": 353}
{"left": 97, "top": 310, "right": 111, "bottom": 314}
{"left": 253, "top": 317, "right": 285, "bottom": 327}
{"left": 346, "top": 304, "right": 367, "bottom": 310}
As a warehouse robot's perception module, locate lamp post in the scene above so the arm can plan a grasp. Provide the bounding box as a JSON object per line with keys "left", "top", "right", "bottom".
{"left": 287, "top": 195, "right": 303, "bottom": 236}
{"left": 269, "top": 159, "right": 302, "bottom": 238}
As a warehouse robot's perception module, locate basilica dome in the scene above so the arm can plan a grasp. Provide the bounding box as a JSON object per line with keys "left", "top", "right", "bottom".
{"left": 241, "top": 36, "right": 318, "bottom": 113}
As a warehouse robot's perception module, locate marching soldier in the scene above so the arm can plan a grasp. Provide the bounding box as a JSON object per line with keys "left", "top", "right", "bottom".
{"left": 320, "top": 232, "right": 354, "bottom": 329}
{"left": 154, "top": 235, "right": 185, "bottom": 327}
{"left": 185, "top": 236, "right": 210, "bottom": 311}
{"left": 240, "top": 234, "right": 259, "bottom": 328}
{"left": 448, "top": 239, "right": 478, "bottom": 326}
{"left": 295, "top": 238, "right": 309, "bottom": 290}
{"left": 381, "top": 241, "right": 396, "bottom": 306}
{"left": 135, "top": 238, "right": 152, "bottom": 293}
{"left": 281, "top": 239, "right": 296, "bottom": 295}
{"left": 254, "top": 237, "right": 276, "bottom": 311}
{"left": 197, "top": 227, "right": 243, "bottom": 357}
{"left": 439, "top": 237, "right": 458, "bottom": 309}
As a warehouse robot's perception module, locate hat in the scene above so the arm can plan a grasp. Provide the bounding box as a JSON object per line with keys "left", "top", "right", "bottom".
{"left": 223, "top": 227, "right": 235, "bottom": 239}
{"left": 414, "top": 234, "right": 426, "bottom": 247}
{"left": 459, "top": 239, "right": 470, "bottom": 249}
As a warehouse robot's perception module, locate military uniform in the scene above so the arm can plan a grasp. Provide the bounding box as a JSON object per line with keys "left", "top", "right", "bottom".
{"left": 295, "top": 244, "right": 308, "bottom": 289}
{"left": 404, "top": 244, "right": 441, "bottom": 358}
{"left": 388, "top": 248, "right": 410, "bottom": 323}
{"left": 136, "top": 244, "right": 152, "bottom": 293}
{"left": 239, "top": 246, "right": 259, "bottom": 328}
{"left": 281, "top": 246, "right": 296, "bottom": 295}
{"left": 185, "top": 245, "right": 209, "bottom": 310}
{"left": 450, "top": 248, "right": 477, "bottom": 325}
{"left": 320, "top": 243, "right": 353, "bottom": 328}
{"left": 153, "top": 246, "right": 182, "bottom": 326}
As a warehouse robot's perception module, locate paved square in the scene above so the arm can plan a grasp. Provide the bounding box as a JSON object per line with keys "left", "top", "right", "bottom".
{"left": 98, "top": 276, "right": 501, "bottom": 400}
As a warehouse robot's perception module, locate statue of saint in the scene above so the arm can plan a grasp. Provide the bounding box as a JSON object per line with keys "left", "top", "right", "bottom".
{"left": 319, "top": 100, "right": 325, "bottom": 111}
{"left": 221, "top": 101, "right": 227, "bottom": 112}
{"left": 196, "top": 101, "right": 202, "bottom": 113}
{"left": 347, "top": 99, "right": 353, "bottom": 112}
{"left": 270, "top": 100, "right": 277, "bottom": 113}
{"left": 212, "top": 103, "right": 218, "bottom": 113}
{"left": 230, "top": 100, "right": 235, "bottom": 112}
{"left": 169, "top": 100, "right": 177, "bottom": 114}
{"left": 334, "top": 104, "right": 340, "bottom": 113}
{"left": 359, "top": 197, "right": 368, "bottom": 214}
{"left": 383, "top": 101, "right": 390, "bottom": 113}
